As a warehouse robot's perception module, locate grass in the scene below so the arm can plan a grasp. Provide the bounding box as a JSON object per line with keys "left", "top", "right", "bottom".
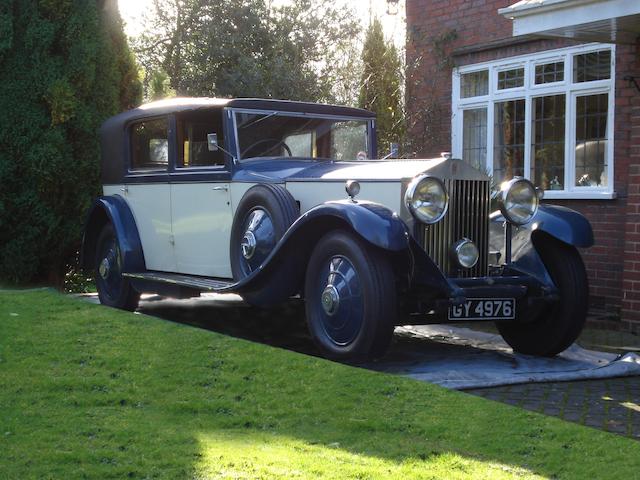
{"left": 1, "top": 290, "right": 639, "bottom": 479}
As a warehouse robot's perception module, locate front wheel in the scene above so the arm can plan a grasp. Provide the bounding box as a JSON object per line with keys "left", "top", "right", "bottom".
{"left": 497, "top": 235, "right": 588, "bottom": 356}
{"left": 304, "top": 230, "right": 397, "bottom": 360}
{"left": 94, "top": 224, "right": 140, "bottom": 311}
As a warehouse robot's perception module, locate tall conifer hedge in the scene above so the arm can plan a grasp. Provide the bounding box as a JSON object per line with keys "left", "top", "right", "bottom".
{"left": 0, "top": 0, "right": 141, "bottom": 285}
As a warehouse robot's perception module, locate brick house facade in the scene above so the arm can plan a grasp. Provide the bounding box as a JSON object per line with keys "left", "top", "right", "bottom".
{"left": 405, "top": 0, "right": 640, "bottom": 331}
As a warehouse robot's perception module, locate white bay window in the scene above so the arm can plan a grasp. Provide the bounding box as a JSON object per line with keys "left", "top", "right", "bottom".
{"left": 452, "top": 44, "right": 615, "bottom": 199}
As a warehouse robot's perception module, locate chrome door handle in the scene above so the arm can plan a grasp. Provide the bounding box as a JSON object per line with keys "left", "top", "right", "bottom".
{"left": 212, "top": 185, "right": 229, "bottom": 191}
{"left": 120, "top": 185, "right": 128, "bottom": 194}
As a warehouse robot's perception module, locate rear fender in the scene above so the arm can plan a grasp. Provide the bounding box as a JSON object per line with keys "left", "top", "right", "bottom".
{"left": 80, "top": 195, "right": 145, "bottom": 274}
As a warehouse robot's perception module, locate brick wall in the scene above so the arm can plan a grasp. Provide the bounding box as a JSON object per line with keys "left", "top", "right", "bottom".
{"left": 406, "top": 0, "right": 640, "bottom": 330}
{"left": 621, "top": 49, "right": 640, "bottom": 333}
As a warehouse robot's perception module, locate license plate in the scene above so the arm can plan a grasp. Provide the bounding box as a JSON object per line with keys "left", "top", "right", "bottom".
{"left": 448, "top": 298, "right": 515, "bottom": 320}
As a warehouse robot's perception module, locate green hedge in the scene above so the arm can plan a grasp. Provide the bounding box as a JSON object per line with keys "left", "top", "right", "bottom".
{"left": 0, "top": 0, "right": 141, "bottom": 285}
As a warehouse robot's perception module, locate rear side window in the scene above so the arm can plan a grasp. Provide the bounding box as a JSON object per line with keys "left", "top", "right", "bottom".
{"left": 130, "top": 118, "right": 169, "bottom": 171}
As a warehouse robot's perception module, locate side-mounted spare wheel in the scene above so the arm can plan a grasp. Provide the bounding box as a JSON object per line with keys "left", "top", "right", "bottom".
{"left": 304, "top": 230, "right": 397, "bottom": 360}
{"left": 94, "top": 223, "right": 140, "bottom": 311}
{"left": 230, "top": 184, "right": 300, "bottom": 306}
{"left": 497, "top": 234, "right": 588, "bottom": 356}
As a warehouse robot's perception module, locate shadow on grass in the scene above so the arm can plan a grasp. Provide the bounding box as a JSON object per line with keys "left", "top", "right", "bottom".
{"left": 137, "top": 294, "right": 316, "bottom": 356}
{"left": 136, "top": 294, "right": 511, "bottom": 371}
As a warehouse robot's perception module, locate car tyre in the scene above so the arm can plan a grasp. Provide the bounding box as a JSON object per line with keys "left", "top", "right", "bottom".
{"left": 496, "top": 235, "right": 588, "bottom": 356}
{"left": 94, "top": 223, "right": 140, "bottom": 311}
{"left": 304, "top": 230, "right": 397, "bottom": 360}
{"left": 230, "top": 184, "right": 299, "bottom": 305}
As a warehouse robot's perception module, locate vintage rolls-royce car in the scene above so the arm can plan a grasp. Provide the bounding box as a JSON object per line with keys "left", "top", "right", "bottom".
{"left": 82, "top": 98, "right": 593, "bottom": 360}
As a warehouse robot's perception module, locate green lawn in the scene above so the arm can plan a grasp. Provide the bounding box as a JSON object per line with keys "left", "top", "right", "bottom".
{"left": 1, "top": 290, "right": 638, "bottom": 479}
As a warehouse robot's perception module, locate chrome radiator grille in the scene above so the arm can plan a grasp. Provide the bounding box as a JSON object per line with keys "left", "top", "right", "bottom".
{"left": 418, "top": 179, "right": 490, "bottom": 278}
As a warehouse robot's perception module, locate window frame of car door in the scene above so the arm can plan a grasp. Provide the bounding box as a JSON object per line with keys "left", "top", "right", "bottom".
{"left": 168, "top": 108, "right": 235, "bottom": 183}
{"left": 124, "top": 114, "right": 172, "bottom": 183}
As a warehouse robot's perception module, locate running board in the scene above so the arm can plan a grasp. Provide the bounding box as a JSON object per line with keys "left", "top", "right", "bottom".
{"left": 122, "top": 272, "right": 235, "bottom": 292}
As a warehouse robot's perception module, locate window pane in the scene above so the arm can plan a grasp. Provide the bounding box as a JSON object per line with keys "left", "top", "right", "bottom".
{"left": 493, "top": 100, "right": 525, "bottom": 184}
{"left": 285, "top": 132, "right": 313, "bottom": 157}
{"left": 462, "top": 108, "right": 487, "bottom": 171}
{"left": 460, "top": 70, "right": 488, "bottom": 98}
{"left": 575, "top": 93, "right": 608, "bottom": 187}
{"left": 235, "top": 112, "right": 369, "bottom": 161}
{"left": 178, "top": 111, "right": 225, "bottom": 168}
{"left": 497, "top": 68, "right": 524, "bottom": 90}
{"left": 535, "top": 62, "right": 564, "bottom": 84}
{"left": 130, "top": 118, "right": 169, "bottom": 170}
{"left": 531, "top": 95, "right": 565, "bottom": 190}
{"left": 573, "top": 50, "right": 611, "bottom": 82}
{"left": 331, "top": 121, "right": 368, "bottom": 160}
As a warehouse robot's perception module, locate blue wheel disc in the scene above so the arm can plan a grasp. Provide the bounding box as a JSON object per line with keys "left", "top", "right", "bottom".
{"left": 97, "top": 234, "right": 123, "bottom": 301}
{"left": 238, "top": 207, "right": 276, "bottom": 276}
{"left": 316, "top": 255, "right": 363, "bottom": 346}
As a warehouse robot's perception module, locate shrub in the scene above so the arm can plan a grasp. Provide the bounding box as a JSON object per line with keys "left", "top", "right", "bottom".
{"left": 0, "top": 0, "right": 141, "bottom": 286}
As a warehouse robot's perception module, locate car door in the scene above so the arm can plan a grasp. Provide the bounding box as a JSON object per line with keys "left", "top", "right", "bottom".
{"left": 123, "top": 116, "right": 177, "bottom": 273}
{"left": 170, "top": 110, "right": 234, "bottom": 278}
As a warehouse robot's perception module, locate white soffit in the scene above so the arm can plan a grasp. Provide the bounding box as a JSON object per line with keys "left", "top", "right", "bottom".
{"left": 499, "top": 0, "right": 640, "bottom": 44}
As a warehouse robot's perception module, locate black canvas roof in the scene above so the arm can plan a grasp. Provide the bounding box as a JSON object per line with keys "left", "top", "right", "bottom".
{"left": 109, "top": 97, "right": 375, "bottom": 123}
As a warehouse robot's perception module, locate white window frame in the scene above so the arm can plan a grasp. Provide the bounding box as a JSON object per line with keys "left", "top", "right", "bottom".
{"left": 452, "top": 43, "right": 616, "bottom": 200}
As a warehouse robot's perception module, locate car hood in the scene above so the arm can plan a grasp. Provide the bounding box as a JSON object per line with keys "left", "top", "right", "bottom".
{"left": 233, "top": 157, "right": 488, "bottom": 182}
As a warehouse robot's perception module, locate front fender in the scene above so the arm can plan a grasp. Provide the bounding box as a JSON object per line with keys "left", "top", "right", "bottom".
{"left": 489, "top": 204, "right": 593, "bottom": 285}
{"left": 529, "top": 204, "right": 594, "bottom": 248}
{"left": 228, "top": 200, "right": 411, "bottom": 299}
{"left": 80, "top": 195, "right": 146, "bottom": 273}
{"left": 297, "top": 200, "right": 411, "bottom": 251}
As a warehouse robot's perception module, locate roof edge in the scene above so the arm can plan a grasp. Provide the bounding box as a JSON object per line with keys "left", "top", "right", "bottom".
{"left": 498, "top": 0, "right": 601, "bottom": 18}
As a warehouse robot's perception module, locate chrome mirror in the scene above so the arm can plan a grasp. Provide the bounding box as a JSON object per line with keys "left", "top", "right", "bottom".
{"left": 207, "top": 133, "right": 219, "bottom": 151}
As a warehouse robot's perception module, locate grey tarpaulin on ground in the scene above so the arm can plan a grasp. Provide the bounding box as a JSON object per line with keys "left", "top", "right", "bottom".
{"left": 374, "top": 325, "right": 640, "bottom": 390}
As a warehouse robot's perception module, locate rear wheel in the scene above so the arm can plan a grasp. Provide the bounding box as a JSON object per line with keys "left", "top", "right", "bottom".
{"left": 497, "top": 235, "right": 588, "bottom": 356}
{"left": 94, "top": 224, "right": 139, "bottom": 311}
{"left": 304, "top": 230, "right": 397, "bottom": 360}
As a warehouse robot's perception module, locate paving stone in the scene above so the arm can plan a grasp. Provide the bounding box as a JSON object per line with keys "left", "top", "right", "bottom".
{"left": 585, "top": 417, "right": 603, "bottom": 428}
{"left": 562, "top": 411, "right": 583, "bottom": 422}
{"left": 469, "top": 376, "right": 640, "bottom": 440}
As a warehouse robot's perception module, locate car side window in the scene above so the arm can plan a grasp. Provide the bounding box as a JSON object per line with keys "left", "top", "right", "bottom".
{"left": 177, "top": 111, "right": 225, "bottom": 168}
{"left": 130, "top": 118, "right": 169, "bottom": 171}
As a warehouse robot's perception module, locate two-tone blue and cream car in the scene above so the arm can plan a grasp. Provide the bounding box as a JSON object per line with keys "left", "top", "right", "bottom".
{"left": 82, "top": 98, "right": 594, "bottom": 360}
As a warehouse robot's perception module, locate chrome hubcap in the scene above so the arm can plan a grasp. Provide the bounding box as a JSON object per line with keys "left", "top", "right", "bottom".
{"left": 241, "top": 230, "right": 257, "bottom": 259}
{"left": 321, "top": 284, "right": 340, "bottom": 316}
{"left": 99, "top": 257, "right": 110, "bottom": 280}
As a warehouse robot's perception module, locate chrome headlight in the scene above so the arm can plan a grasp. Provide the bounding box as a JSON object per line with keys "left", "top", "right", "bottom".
{"left": 405, "top": 175, "right": 448, "bottom": 224}
{"left": 499, "top": 177, "right": 539, "bottom": 225}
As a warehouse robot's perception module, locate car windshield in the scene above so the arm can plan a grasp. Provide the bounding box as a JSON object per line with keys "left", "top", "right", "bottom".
{"left": 234, "top": 111, "right": 370, "bottom": 161}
